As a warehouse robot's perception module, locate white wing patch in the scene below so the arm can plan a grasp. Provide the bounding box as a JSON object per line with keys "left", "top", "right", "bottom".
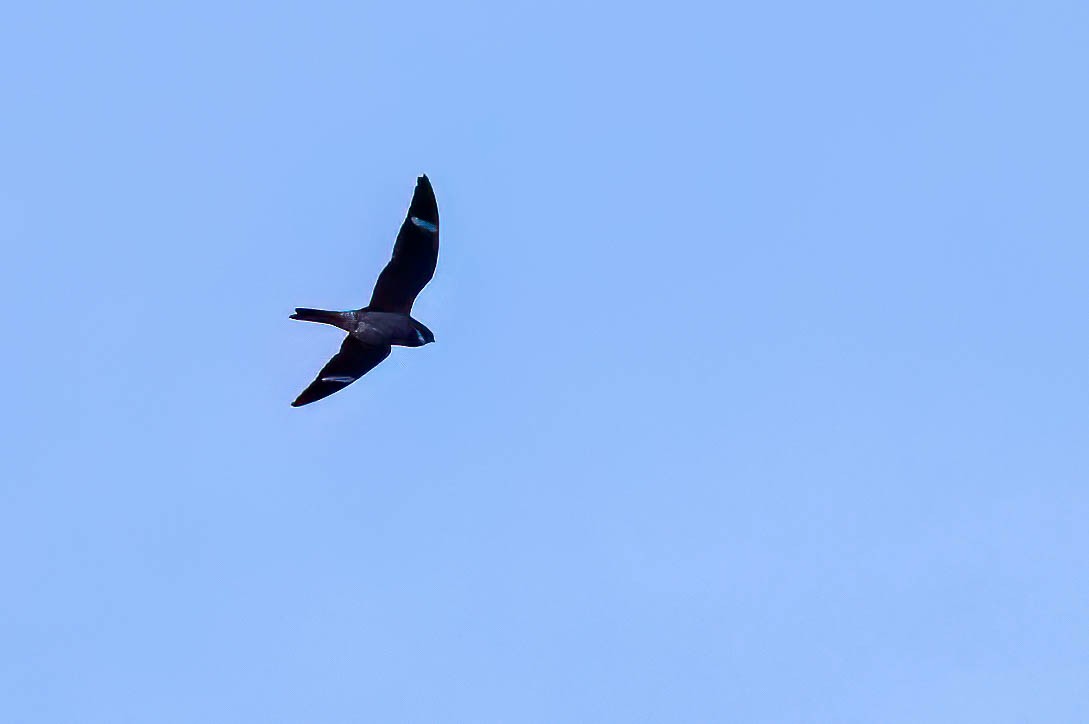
{"left": 321, "top": 376, "right": 356, "bottom": 383}
{"left": 410, "top": 216, "right": 438, "bottom": 233}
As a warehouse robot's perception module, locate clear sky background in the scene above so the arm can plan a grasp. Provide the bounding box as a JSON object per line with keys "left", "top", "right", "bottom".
{"left": 2, "top": 2, "right": 1087, "bottom": 722}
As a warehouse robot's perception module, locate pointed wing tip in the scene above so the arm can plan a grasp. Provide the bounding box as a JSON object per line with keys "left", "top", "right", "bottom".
{"left": 291, "top": 391, "right": 318, "bottom": 407}
{"left": 291, "top": 387, "right": 327, "bottom": 406}
{"left": 410, "top": 174, "right": 437, "bottom": 217}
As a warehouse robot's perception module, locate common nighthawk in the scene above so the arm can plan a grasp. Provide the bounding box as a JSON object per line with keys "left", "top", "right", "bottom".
{"left": 290, "top": 175, "right": 438, "bottom": 407}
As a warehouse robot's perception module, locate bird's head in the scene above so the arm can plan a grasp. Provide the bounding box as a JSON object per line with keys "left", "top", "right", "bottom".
{"left": 412, "top": 320, "right": 436, "bottom": 346}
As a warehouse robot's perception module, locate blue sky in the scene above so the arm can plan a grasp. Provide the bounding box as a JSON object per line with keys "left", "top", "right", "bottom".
{"left": 2, "top": 1, "right": 1087, "bottom": 722}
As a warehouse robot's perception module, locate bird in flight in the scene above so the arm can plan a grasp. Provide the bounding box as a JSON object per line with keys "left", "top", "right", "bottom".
{"left": 290, "top": 174, "right": 439, "bottom": 407}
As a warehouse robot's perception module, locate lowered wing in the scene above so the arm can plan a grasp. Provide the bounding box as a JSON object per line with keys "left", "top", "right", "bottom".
{"left": 291, "top": 337, "right": 391, "bottom": 407}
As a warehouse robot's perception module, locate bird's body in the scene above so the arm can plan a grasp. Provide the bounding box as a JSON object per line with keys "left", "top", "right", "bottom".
{"left": 290, "top": 175, "right": 439, "bottom": 407}
{"left": 292, "top": 308, "right": 432, "bottom": 348}
{"left": 353, "top": 311, "right": 433, "bottom": 347}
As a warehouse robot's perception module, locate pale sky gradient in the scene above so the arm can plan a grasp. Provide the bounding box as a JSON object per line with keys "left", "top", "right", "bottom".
{"left": 2, "top": 2, "right": 1087, "bottom": 722}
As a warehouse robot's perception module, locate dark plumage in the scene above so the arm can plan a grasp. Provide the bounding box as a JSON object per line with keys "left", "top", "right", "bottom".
{"left": 290, "top": 175, "right": 439, "bottom": 407}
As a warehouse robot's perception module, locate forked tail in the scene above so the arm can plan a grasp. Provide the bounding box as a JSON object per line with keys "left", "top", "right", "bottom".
{"left": 290, "top": 308, "right": 351, "bottom": 329}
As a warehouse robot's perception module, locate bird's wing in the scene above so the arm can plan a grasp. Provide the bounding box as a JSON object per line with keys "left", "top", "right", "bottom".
{"left": 291, "top": 337, "right": 392, "bottom": 407}
{"left": 367, "top": 175, "right": 439, "bottom": 313}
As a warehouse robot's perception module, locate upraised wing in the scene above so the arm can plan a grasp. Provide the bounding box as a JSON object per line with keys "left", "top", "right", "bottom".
{"left": 367, "top": 175, "right": 439, "bottom": 313}
{"left": 291, "top": 337, "right": 392, "bottom": 407}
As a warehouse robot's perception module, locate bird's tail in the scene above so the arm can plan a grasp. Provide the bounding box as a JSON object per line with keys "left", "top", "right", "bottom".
{"left": 290, "top": 308, "right": 351, "bottom": 329}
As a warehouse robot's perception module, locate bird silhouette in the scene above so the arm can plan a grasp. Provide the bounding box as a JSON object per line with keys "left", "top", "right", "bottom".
{"left": 290, "top": 175, "right": 439, "bottom": 407}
